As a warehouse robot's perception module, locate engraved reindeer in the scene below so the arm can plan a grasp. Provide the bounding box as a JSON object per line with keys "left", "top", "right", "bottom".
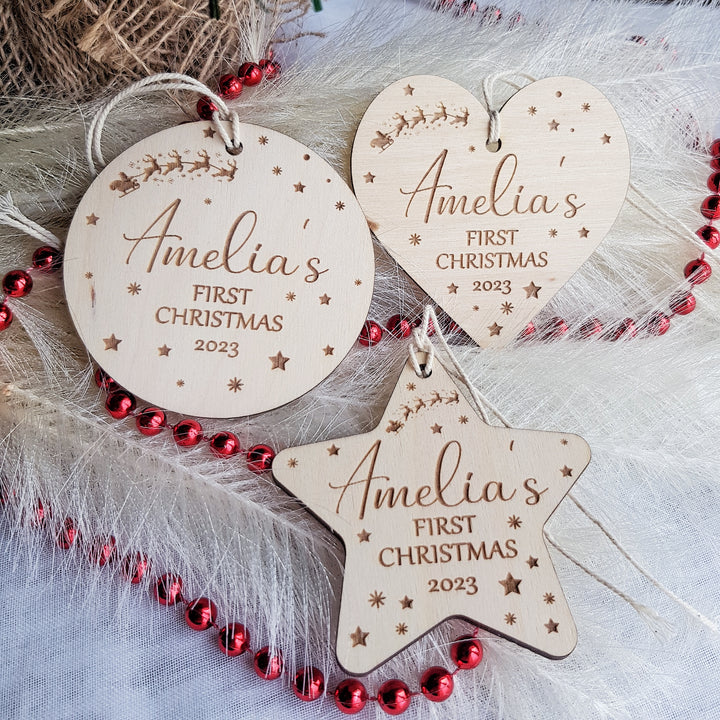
{"left": 414, "top": 397, "right": 427, "bottom": 411}
{"left": 369, "top": 130, "right": 394, "bottom": 151}
{"left": 163, "top": 150, "right": 183, "bottom": 175}
{"left": 109, "top": 172, "right": 139, "bottom": 197}
{"left": 450, "top": 107, "right": 469, "bottom": 127}
{"left": 445, "top": 391, "right": 460, "bottom": 404}
{"left": 141, "top": 154, "right": 162, "bottom": 182}
{"left": 409, "top": 106, "right": 427, "bottom": 129}
{"left": 190, "top": 149, "right": 211, "bottom": 173}
{"left": 431, "top": 102, "right": 448, "bottom": 123}
{"left": 400, "top": 404, "right": 414, "bottom": 421}
{"left": 429, "top": 391, "right": 443, "bottom": 406}
{"left": 392, "top": 113, "right": 409, "bottom": 137}
{"left": 212, "top": 159, "right": 237, "bottom": 181}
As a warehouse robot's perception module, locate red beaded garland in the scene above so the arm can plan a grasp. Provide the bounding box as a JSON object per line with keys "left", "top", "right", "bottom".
{"left": 700, "top": 195, "right": 720, "bottom": 220}
{"left": 358, "top": 320, "right": 383, "bottom": 346}
{"left": 239, "top": 62, "right": 263, "bottom": 86}
{"left": 377, "top": 679, "right": 412, "bottom": 715}
{"left": 218, "top": 73, "right": 243, "bottom": 100}
{"left": 708, "top": 172, "right": 720, "bottom": 194}
{"left": 684, "top": 257, "right": 712, "bottom": 285}
{"left": 122, "top": 552, "right": 151, "bottom": 583}
{"left": 387, "top": 314, "right": 413, "bottom": 338}
{"left": 218, "top": 623, "right": 250, "bottom": 656}
{"left": 450, "top": 634, "right": 483, "bottom": 669}
{"left": 154, "top": 573, "right": 183, "bottom": 605}
{"left": 172, "top": 419, "right": 203, "bottom": 447}
{"left": 88, "top": 536, "right": 116, "bottom": 566}
{"left": 136, "top": 407, "right": 166, "bottom": 436}
{"left": 0, "top": 302, "right": 12, "bottom": 331}
{"left": 94, "top": 367, "right": 119, "bottom": 392}
{"left": 56, "top": 518, "right": 78, "bottom": 549}
{"left": 645, "top": 311, "right": 671, "bottom": 336}
{"left": 606, "top": 317, "right": 637, "bottom": 341}
{"left": 577, "top": 318, "right": 603, "bottom": 338}
{"left": 209, "top": 431, "right": 241, "bottom": 458}
{"left": 197, "top": 96, "right": 219, "bottom": 120}
{"left": 697, "top": 225, "right": 720, "bottom": 249}
{"left": 253, "top": 646, "right": 284, "bottom": 680}
{"left": 259, "top": 58, "right": 281, "bottom": 79}
{"left": 246, "top": 444, "right": 275, "bottom": 473}
{"left": 185, "top": 597, "right": 218, "bottom": 631}
{"left": 520, "top": 321, "right": 536, "bottom": 339}
{"left": 541, "top": 316, "right": 569, "bottom": 339}
{"left": 292, "top": 666, "right": 325, "bottom": 702}
{"left": 2, "top": 269, "right": 33, "bottom": 297}
{"left": 669, "top": 291, "right": 696, "bottom": 315}
{"left": 31, "top": 245, "right": 61, "bottom": 272}
{"left": 420, "top": 665, "right": 454, "bottom": 702}
{"left": 105, "top": 390, "right": 136, "bottom": 419}
{"left": 333, "top": 678, "right": 368, "bottom": 714}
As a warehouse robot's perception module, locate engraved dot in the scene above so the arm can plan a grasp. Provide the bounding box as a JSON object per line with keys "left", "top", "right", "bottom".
{"left": 303, "top": 154, "right": 310, "bottom": 161}
{"left": 556, "top": 91, "right": 562, "bottom": 97}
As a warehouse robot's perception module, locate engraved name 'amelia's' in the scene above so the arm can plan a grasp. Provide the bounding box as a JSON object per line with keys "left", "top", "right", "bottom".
{"left": 400, "top": 150, "right": 586, "bottom": 224}
{"left": 329, "top": 439, "right": 549, "bottom": 521}
{"left": 124, "top": 198, "right": 328, "bottom": 282}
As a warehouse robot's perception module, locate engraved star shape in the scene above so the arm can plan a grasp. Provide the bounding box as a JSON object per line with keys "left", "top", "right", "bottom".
{"left": 601, "top": 133, "right": 611, "bottom": 144}
{"left": 523, "top": 281, "right": 541, "bottom": 299}
{"left": 400, "top": 596, "right": 413, "bottom": 609}
{"left": 272, "top": 355, "right": 590, "bottom": 673}
{"left": 269, "top": 351, "right": 289, "bottom": 370}
{"left": 447, "top": 283, "right": 459, "bottom": 294}
{"left": 545, "top": 619, "right": 559, "bottom": 633}
{"left": 364, "top": 172, "right": 375, "bottom": 183}
{"left": 158, "top": 345, "right": 171, "bottom": 357}
{"left": 203, "top": 127, "right": 216, "bottom": 138}
{"left": 86, "top": 213, "right": 99, "bottom": 225}
{"left": 103, "top": 334, "right": 121, "bottom": 351}
{"left": 294, "top": 182, "right": 305, "bottom": 193}
{"left": 350, "top": 627, "right": 369, "bottom": 647}
{"left": 578, "top": 227, "right": 590, "bottom": 238}
{"left": 328, "top": 444, "right": 340, "bottom": 456}
{"left": 403, "top": 84, "right": 414, "bottom": 96}
{"left": 488, "top": 322, "right": 502, "bottom": 336}
{"left": 430, "top": 423, "right": 442, "bottom": 434}
{"left": 527, "top": 556, "right": 539, "bottom": 569}
{"left": 323, "top": 345, "right": 334, "bottom": 356}
{"left": 369, "top": 591, "right": 386, "bottom": 608}
{"left": 548, "top": 119, "right": 559, "bottom": 131}
{"left": 319, "top": 294, "right": 331, "bottom": 305}
{"left": 560, "top": 465, "right": 573, "bottom": 477}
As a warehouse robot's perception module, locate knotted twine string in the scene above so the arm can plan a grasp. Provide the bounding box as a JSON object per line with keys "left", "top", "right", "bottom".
{"left": 409, "top": 304, "right": 719, "bottom": 637}
{"left": 85, "top": 72, "right": 244, "bottom": 178}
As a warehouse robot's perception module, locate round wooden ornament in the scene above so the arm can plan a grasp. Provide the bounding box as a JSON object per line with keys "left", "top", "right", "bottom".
{"left": 351, "top": 75, "right": 630, "bottom": 348}
{"left": 64, "top": 122, "right": 374, "bottom": 417}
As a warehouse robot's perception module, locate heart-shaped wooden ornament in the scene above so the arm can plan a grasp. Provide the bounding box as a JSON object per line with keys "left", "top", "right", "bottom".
{"left": 351, "top": 75, "right": 630, "bottom": 347}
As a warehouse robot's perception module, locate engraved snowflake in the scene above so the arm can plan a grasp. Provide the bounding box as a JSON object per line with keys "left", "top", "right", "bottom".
{"left": 544, "top": 593, "right": 556, "bottom": 605}
{"left": 258, "top": 136, "right": 268, "bottom": 145}
{"left": 335, "top": 201, "right": 345, "bottom": 211}
{"left": 368, "top": 591, "right": 386, "bottom": 608}
{"left": 505, "top": 613, "right": 517, "bottom": 625}
{"left": 501, "top": 302, "right": 514, "bottom": 315}
{"left": 204, "top": 198, "right": 212, "bottom": 205}
{"left": 395, "top": 623, "right": 408, "bottom": 635}
{"left": 406, "top": 383, "right": 416, "bottom": 391}
{"left": 458, "top": 416, "right": 468, "bottom": 424}
{"left": 287, "top": 458, "right": 298, "bottom": 468}
{"left": 127, "top": 282, "right": 141, "bottom": 295}
{"left": 354, "top": 279, "right": 362, "bottom": 286}
{"left": 548, "top": 228, "right": 557, "bottom": 238}
{"left": 84, "top": 272, "right": 93, "bottom": 279}
{"left": 272, "top": 166, "right": 282, "bottom": 175}
{"left": 507, "top": 515, "right": 522, "bottom": 529}
{"left": 286, "top": 292, "right": 296, "bottom": 301}
{"left": 176, "top": 380, "right": 185, "bottom": 387}
{"left": 528, "top": 106, "right": 537, "bottom": 116}
{"left": 581, "top": 103, "right": 591, "bottom": 112}
{"left": 409, "top": 233, "right": 421, "bottom": 246}
{"left": 227, "top": 377, "right": 244, "bottom": 393}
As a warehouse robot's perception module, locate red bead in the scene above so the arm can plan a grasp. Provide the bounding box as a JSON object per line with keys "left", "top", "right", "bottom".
{"left": 136, "top": 407, "right": 166, "bottom": 436}
{"left": 577, "top": 318, "right": 603, "bottom": 338}
{"left": 172, "top": 419, "right": 203, "bottom": 447}
{"left": 413, "top": 316, "right": 436, "bottom": 336}
{"left": 218, "top": 73, "right": 243, "bottom": 100}
{"left": 481, "top": 5, "right": 502, "bottom": 23}
{"left": 507, "top": 10, "right": 525, "bottom": 27}
{"left": 708, "top": 173, "right": 720, "bottom": 194}
{"left": 122, "top": 552, "right": 151, "bottom": 583}
{"left": 0, "top": 303, "right": 13, "bottom": 331}
{"left": 209, "top": 431, "right": 240, "bottom": 457}
{"left": 669, "top": 291, "right": 696, "bottom": 315}
{"left": 420, "top": 666, "right": 454, "bottom": 702}
{"left": 377, "top": 679, "right": 412, "bottom": 715}
{"left": 88, "top": 536, "right": 116, "bottom": 566}
{"left": 697, "top": 225, "right": 720, "bottom": 249}
{"left": 2, "top": 269, "right": 32, "bottom": 298}
{"left": 259, "top": 58, "right": 281, "bottom": 79}
{"left": 684, "top": 257, "right": 712, "bottom": 284}
{"left": 94, "top": 367, "right": 118, "bottom": 392}
{"left": 34, "top": 500, "right": 49, "bottom": 525}
{"left": 154, "top": 573, "right": 183, "bottom": 605}
{"left": 520, "top": 321, "right": 536, "bottom": 339}
{"left": 253, "top": 647, "right": 284, "bottom": 680}
{"left": 246, "top": 444, "right": 275, "bottom": 473}
{"left": 292, "top": 666, "right": 325, "bottom": 702}
{"left": 105, "top": 390, "right": 136, "bottom": 419}
{"left": 710, "top": 138, "right": 720, "bottom": 156}
{"left": 387, "top": 314, "right": 413, "bottom": 338}
{"left": 185, "top": 597, "right": 218, "bottom": 631}
{"left": 218, "top": 623, "right": 250, "bottom": 656}
{"left": 542, "top": 316, "right": 568, "bottom": 339}
{"left": 645, "top": 312, "right": 671, "bottom": 336}
{"left": 239, "top": 62, "right": 263, "bottom": 86}
{"left": 711, "top": 157, "right": 720, "bottom": 172}
{"left": 334, "top": 678, "right": 368, "bottom": 714}
{"left": 57, "top": 518, "right": 78, "bottom": 549}
{"left": 450, "top": 634, "right": 483, "bottom": 669}
{"left": 31, "top": 245, "right": 62, "bottom": 272}
{"left": 606, "top": 318, "right": 637, "bottom": 341}
{"left": 358, "top": 320, "right": 383, "bottom": 346}
{"left": 197, "top": 96, "right": 219, "bottom": 120}
{"left": 701, "top": 195, "right": 720, "bottom": 220}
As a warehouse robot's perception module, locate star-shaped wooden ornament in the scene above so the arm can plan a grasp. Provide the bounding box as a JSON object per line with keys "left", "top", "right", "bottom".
{"left": 272, "top": 355, "right": 591, "bottom": 674}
